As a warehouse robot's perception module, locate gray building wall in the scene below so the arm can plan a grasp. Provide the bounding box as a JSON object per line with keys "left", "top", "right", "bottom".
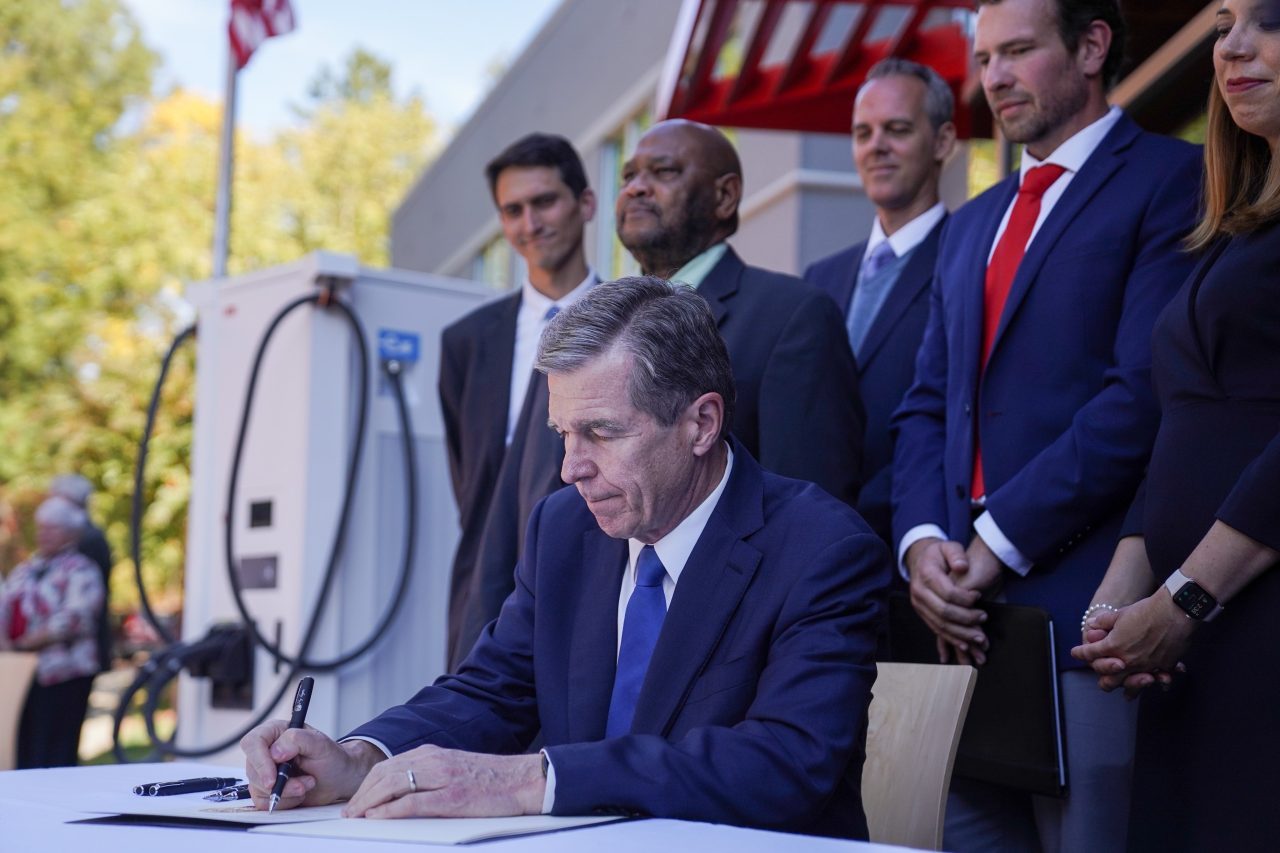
{"left": 391, "top": 0, "right": 968, "bottom": 285}
{"left": 391, "top": 0, "right": 684, "bottom": 279}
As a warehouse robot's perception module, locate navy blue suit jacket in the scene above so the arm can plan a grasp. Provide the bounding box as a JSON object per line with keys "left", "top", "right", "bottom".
{"left": 349, "top": 440, "right": 889, "bottom": 837}
{"left": 891, "top": 113, "right": 1202, "bottom": 668}
{"left": 805, "top": 218, "right": 944, "bottom": 544}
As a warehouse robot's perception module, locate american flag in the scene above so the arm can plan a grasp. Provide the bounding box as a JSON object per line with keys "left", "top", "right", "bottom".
{"left": 228, "top": 0, "right": 297, "bottom": 70}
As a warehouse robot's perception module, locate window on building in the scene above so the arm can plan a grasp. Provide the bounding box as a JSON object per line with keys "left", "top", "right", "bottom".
{"left": 471, "top": 235, "right": 524, "bottom": 291}
{"left": 595, "top": 109, "right": 653, "bottom": 280}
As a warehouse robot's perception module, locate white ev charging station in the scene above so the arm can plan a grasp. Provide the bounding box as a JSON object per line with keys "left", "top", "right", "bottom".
{"left": 177, "top": 252, "right": 488, "bottom": 762}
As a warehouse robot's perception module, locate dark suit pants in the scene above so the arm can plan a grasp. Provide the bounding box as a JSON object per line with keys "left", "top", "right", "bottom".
{"left": 17, "top": 674, "right": 95, "bottom": 768}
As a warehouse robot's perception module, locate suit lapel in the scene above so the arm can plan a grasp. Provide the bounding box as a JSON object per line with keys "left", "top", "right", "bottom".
{"left": 514, "top": 271, "right": 598, "bottom": 506}
{"left": 567, "top": 528, "right": 626, "bottom": 743}
{"left": 858, "top": 220, "right": 944, "bottom": 369}
{"left": 988, "top": 116, "right": 1139, "bottom": 361}
{"left": 836, "top": 242, "right": 866, "bottom": 314}
{"left": 696, "top": 245, "right": 745, "bottom": 328}
{"left": 630, "top": 446, "right": 765, "bottom": 736}
{"left": 964, "top": 185, "right": 1015, "bottom": 387}
{"left": 516, "top": 374, "right": 564, "bottom": 488}
{"left": 475, "top": 294, "right": 521, "bottom": 461}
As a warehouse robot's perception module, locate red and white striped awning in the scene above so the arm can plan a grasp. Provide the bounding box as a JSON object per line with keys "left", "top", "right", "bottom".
{"left": 657, "top": 0, "right": 979, "bottom": 137}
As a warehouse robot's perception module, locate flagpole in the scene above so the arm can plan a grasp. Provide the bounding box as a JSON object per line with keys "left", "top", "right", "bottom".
{"left": 212, "top": 41, "right": 238, "bottom": 279}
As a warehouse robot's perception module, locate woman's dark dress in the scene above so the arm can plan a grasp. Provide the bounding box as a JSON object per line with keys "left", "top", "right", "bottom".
{"left": 1127, "top": 221, "right": 1280, "bottom": 850}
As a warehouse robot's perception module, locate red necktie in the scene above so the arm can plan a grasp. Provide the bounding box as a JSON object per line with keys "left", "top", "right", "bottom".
{"left": 972, "top": 164, "right": 1066, "bottom": 500}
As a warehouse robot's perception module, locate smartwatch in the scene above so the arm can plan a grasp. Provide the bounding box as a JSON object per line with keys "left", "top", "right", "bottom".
{"left": 1164, "top": 568, "right": 1223, "bottom": 621}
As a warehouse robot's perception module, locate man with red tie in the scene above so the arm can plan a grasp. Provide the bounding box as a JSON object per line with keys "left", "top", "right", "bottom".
{"left": 890, "top": 0, "right": 1200, "bottom": 849}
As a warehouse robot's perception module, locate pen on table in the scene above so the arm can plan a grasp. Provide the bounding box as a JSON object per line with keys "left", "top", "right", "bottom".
{"left": 132, "top": 776, "right": 240, "bottom": 796}
{"left": 269, "top": 675, "right": 315, "bottom": 812}
{"left": 205, "top": 783, "right": 253, "bottom": 802}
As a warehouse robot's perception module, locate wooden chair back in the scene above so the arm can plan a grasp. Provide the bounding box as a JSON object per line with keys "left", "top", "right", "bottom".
{"left": 0, "top": 651, "right": 38, "bottom": 770}
{"left": 862, "top": 662, "right": 977, "bottom": 850}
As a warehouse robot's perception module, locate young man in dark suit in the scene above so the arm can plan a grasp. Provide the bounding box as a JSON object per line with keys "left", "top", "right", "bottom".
{"left": 804, "top": 58, "right": 957, "bottom": 547}
{"left": 616, "top": 120, "right": 866, "bottom": 507}
{"left": 242, "top": 278, "right": 889, "bottom": 838}
{"left": 439, "top": 134, "right": 598, "bottom": 668}
{"left": 891, "top": 0, "right": 1201, "bottom": 849}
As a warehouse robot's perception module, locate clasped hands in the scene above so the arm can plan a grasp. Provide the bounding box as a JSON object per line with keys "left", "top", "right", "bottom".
{"left": 1071, "top": 591, "right": 1196, "bottom": 699}
{"left": 906, "top": 535, "right": 1004, "bottom": 666}
{"left": 241, "top": 720, "right": 546, "bottom": 817}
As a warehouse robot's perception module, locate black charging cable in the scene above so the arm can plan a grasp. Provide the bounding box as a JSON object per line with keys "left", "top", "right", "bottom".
{"left": 130, "top": 323, "right": 196, "bottom": 646}
{"left": 117, "top": 287, "right": 419, "bottom": 760}
{"left": 221, "top": 292, "right": 418, "bottom": 672}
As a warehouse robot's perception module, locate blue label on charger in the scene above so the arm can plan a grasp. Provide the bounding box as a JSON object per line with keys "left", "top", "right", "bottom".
{"left": 378, "top": 329, "right": 420, "bottom": 364}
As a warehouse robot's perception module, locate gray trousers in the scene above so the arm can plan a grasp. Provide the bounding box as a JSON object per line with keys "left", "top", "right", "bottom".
{"left": 943, "top": 669, "right": 1138, "bottom": 853}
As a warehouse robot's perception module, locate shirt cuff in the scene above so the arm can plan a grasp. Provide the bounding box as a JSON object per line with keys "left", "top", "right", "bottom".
{"left": 973, "top": 511, "right": 1033, "bottom": 576}
{"left": 540, "top": 749, "right": 556, "bottom": 814}
{"left": 338, "top": 735, "right": 392, "bottom": 759}
{"left": 898, "top": 524, "right": 948, "bottom": 581}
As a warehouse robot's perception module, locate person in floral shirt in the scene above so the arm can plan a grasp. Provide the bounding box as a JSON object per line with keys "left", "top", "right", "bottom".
{"left": 0, "top": 496, "right": 104, "bottom": 768}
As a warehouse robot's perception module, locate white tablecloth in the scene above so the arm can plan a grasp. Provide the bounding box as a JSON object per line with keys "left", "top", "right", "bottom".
{"left": 0, "top": 762, "right": 913, "bottom": 852}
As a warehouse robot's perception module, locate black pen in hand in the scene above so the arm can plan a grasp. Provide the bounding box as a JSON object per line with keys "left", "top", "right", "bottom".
{"left": 269, "top": 676, "right": 314, "bottom": 813}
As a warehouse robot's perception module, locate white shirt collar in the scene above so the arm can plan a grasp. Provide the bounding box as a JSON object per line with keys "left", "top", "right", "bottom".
{"left": 866, "top": 202, "right": 947, "bottom": 259}
{"left": 626, "top": 444, "right": 734, "bottom": 586}
{"left": 519, "top": 268, "right": 597, "bottom": 318}
{"left": 1019, "top": 105, "right": 1122, "bottom": 179}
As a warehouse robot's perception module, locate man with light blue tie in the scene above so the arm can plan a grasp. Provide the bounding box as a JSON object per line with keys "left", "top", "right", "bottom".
{"left": 242, "top": 277, "right": 890, "bottom": 839}
{"left": 804, "top": 58, "right": 957, "bottom": 547}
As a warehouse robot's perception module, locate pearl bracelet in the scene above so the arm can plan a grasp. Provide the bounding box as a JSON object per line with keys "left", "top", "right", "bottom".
{"left": 1080, "top": 602, "right": 1119, "bottom": 631}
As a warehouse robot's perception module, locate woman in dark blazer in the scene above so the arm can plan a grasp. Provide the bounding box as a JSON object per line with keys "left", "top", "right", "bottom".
{"left": 1072, "top": 1, "right": 1280, "bottom": 848}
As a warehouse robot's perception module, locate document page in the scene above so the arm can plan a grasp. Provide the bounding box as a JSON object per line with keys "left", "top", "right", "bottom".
{"left": 81, "top": 792, "right": 346, "bottom": 825}
{"left": 251, "top": 813, "right": 625, "bottom": 845}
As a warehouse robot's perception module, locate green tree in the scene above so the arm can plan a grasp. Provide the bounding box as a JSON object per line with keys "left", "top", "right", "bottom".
{"left": 252, "top": 49, "right": 438, "bottom": 267}
{"left": 0, "top": 0, "right": 162, "bottom": 583}
{"left": 0, "top": 3, "right": 438, "bottom": 621}
{"left": 0, "top": 0, "right": 155, "bottom": 405}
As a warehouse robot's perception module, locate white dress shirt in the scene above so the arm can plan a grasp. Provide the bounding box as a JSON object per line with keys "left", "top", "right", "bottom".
{"left": 616, "top": 444, "right": 735, "bottom": 645}
{"left": 866, "top": 202, "right": 946, "bottom": 261}
{"left": 898, "top": 106, "right": 1123, "bottom": 579}
{"left": 506, "top": 270, "right": 597, "bottom": 444}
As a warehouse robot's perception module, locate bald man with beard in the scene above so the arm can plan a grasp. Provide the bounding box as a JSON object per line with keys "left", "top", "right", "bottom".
{"left": 616, "top": 120, "right": 866, "bottom": 507}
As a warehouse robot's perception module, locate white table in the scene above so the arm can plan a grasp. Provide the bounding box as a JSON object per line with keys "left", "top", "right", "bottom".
{"left": 0, "top": 763, "right": 914, "bottom": 852}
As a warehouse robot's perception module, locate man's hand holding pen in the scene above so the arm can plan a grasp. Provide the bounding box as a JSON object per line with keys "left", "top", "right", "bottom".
{"left": 241, "top": 720, "right": 381, "bottom": 811}
{"left": 243, "top": 673, "right": 546, "bottom": 817}
{"left": 242, "top": 722, "right": 547, "bottom": 817}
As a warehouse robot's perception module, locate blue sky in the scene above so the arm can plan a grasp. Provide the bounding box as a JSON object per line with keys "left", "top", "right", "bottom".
{"left": 121, "top": 0, "right": 562, "bottom": 136}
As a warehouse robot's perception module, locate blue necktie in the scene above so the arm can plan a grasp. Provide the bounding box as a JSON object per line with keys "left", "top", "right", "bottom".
{"left": 846, "top": 241, "right": 898, "bottom": 359}
{"left": 544, "top": 304, "right": 560, "bottom": 321}
{"left": 861, "top": 240, "right": 897, "bottom": 280}
{"left": 606, "top": 546, "right": 668, "bottom": 737}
